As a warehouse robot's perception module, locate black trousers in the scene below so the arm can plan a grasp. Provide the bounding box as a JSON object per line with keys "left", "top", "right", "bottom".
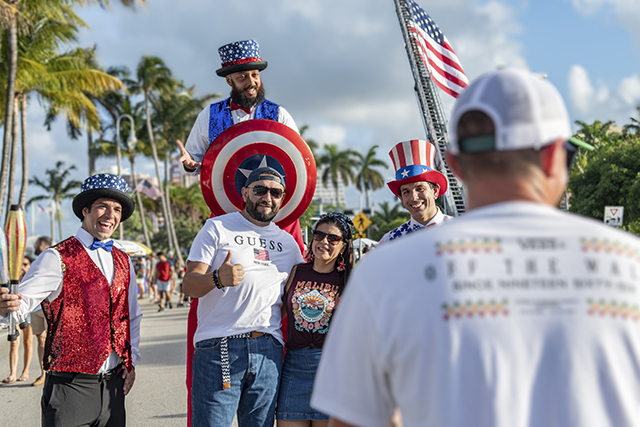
{"left": 41, "top": 371, "right": 126, "bottom": 427}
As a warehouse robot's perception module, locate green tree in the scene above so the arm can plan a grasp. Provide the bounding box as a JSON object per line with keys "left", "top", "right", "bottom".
{"left": 367, "top": 200, "right": 409, "bottom": 241}
{"left": 128, "top": 55, "right": 178, "bottom": 255}
{"left": 93, "top": 92, "right": 154, "bottom": 248}
{"left": 569, "top": 129, "right": 640, "bottom": 230}
{"left": 354, "top": 145, "right": 388, "bottom": 210}
{"left": 317, "top": 144, "right": 358, "bottom": 208}
{"left": 0, "top": 0, "right": 142, "bottom": 219}
{"left": 27, "top": 161, "right": 81, "bottom": 241}
{"left": 168, "top": 182, "right": 209, "bottom": 224}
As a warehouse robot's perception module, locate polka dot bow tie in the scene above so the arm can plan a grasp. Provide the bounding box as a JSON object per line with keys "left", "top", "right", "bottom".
{"left": 90, "top": 238, "right": 114, "bottom": 252}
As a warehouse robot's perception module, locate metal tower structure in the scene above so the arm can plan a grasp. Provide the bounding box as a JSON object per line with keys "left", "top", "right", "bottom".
{"left": 393, "top": 0, "right": 466, "bottom": 216}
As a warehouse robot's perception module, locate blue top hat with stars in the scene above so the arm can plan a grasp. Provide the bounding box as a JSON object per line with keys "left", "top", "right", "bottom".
{"left": 72, "top": 174, "right": 136, "bottom": 222}
{"left": 216, "top": 40, "right": 268, "bottom": 77}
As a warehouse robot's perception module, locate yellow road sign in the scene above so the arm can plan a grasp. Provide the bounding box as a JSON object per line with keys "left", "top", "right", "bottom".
{"left": 355, "top": 233, "right": 366, "bottom": 239}
{"left": 353, "top": 211, "right": 372, "bottom": 233}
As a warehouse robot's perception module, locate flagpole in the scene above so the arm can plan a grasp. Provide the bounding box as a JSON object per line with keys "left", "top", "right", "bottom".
{"left": 393, "top": 0, "right": 466, "bottom": 216}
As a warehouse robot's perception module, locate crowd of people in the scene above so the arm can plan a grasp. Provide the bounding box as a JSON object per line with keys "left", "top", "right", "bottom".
{"left": 1, "top": 38, "right": 640, "bottom": 427}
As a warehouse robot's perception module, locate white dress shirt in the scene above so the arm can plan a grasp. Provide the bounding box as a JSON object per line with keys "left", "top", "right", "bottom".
{"left": 2, "top": 227, "right": 142, "bottom": 371}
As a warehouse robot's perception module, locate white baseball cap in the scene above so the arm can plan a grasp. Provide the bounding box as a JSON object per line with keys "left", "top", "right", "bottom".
{"left": 448, "top": 68, "right": 575, "bottom": 155}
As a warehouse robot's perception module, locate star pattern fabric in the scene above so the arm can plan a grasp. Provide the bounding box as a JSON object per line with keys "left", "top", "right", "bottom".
{"left": 80, "top": 173, "right": 130, "bottom": 194}
{"left": 218, "top": 40, "right": 261, "bottom": 64}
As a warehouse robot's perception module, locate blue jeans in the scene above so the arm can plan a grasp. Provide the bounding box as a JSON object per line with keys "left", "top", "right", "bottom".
{"left": 192, "top": 334, "right": 284, "bottom": 427}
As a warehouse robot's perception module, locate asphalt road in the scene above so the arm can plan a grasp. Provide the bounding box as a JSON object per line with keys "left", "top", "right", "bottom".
{"left": 0, "top": 297, "right": 190, "bottom": 426}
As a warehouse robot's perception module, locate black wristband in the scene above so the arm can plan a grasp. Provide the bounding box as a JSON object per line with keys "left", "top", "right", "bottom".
{"left": 212, "top": 269, "right": 224, "bottom": 289}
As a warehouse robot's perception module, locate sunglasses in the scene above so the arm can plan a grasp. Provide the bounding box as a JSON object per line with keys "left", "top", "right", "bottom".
{"left": 313, "top": 230, "right": 343, "bottom": 245}
{"left": 250, "top": 185, "right": 284, "bottom": 199}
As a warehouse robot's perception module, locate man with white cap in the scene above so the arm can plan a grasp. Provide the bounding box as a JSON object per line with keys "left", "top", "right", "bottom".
{"left": 380, "top": 139, "right": 451, "bottom": 244}
{"left": 183, "top": 166, "right": 304, "bottom": 427}
{"left": 0, "top": 173, "right": 142, "bottom": 426}
{"left": 311, "top": 68, "right": 640, "bottom": 427}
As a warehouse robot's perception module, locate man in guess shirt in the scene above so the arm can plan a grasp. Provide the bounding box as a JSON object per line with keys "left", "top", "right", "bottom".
{"left": 183, "top": 167, "right": 304, "bottom": 427}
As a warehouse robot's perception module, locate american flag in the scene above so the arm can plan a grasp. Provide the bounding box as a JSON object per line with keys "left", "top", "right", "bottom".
{"left": 253, "top": 248, "right": 270, "bottom": 261}
{"left": 135, "top": 179, "right": 163, "bottom": 200}
{"left": 403, "top": 0, "right": 468, "bottom": 98}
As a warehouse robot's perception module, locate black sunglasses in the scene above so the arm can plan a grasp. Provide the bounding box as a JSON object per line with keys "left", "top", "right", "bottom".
{"left": 250, "top": 185, "right": 284, "bottom": 199}
{"left": 313, "top": 230, "right": 343, "bottom": 245}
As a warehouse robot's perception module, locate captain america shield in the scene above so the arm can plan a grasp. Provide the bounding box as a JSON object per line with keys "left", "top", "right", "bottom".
{"left": 200, "top": 119, "right": 317, "bottom": 228}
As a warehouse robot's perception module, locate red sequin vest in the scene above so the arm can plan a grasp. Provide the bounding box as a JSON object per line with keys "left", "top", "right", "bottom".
{"left": 42, "top": 237, "right": 133, "bottom": 373}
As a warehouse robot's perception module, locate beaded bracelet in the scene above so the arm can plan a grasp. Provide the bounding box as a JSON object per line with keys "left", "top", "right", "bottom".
{"left": 212, "top": 269, "right": 224, "bottom": 289}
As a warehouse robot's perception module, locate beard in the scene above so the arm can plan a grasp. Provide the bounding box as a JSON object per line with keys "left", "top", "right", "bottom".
{"left": 245, "top": 196, "right": 279, "bottom": 223}
{"left": 230, "top": 81, "right": 266, "bottom": 110}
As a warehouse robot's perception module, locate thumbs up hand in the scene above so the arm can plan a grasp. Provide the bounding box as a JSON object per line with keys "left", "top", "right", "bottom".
{"left": 217, "top": 250, "right": 244, "bottom": 288}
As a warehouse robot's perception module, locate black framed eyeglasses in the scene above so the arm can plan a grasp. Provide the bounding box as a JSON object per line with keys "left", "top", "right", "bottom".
{"left": 250, "top": 185, "right": 284, "bottom": 199}
{"left": 313, "top": 230, "right": 343, "bottom": 245}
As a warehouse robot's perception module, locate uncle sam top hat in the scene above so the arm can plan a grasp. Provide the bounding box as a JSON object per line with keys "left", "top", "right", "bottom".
{"left": 216, "top": 40, "right": 268, "bottom": 77}
{"left": 387, "top": 140, "right": 448, "bottom": 197}
{"left": 72, "top": 173, "right": 135, "bottom": 222}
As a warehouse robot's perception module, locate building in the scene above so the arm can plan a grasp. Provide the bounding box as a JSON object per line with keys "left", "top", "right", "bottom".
{"left": 312, "top": 165, "right": 347, "bottom": 208}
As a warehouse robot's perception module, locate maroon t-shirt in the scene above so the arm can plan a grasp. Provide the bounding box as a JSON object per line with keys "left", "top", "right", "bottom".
{"left": 284, "top": 262, "right": 345, "bottom": 350}
{"left": 156, "top": 261, "right": 171, "bottom": 282}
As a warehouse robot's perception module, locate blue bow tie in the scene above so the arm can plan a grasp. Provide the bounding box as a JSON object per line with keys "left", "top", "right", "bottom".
{"left": 90, "top": 239, "right": 114, "bottom": 252}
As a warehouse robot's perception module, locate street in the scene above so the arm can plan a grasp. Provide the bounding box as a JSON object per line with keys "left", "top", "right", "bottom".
{"left": 0, "top": 297, "right": 190, "bottom": 426}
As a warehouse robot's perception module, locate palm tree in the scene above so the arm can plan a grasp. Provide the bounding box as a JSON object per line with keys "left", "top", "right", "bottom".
{"left": 128, "top": 55, "right": 177, "bottom": 253}
{"left": 317, "top": 144, "right": 358, "bottom": 208}
{"left": 27, "top": 161, "right": 81, "bottom": 241}
{"left": 150, "top": 83, "right": 219, "bottom": 261}
{"left": 299, "top": 125, "right": 319, "bottom": 158}
{"left": 354, "top": 145, "right": 388, "bottom": 210}
{"left": 0, "top": 11, "right": 124, "bottom": 220}
{"left": 623, "top": 109, "right": 640, "bottom": 136}
{"left": 375, "top": 200, "right": 407, "bottom": 223}
{"left": 92, "top": 96, "right": 153, "bottom": 248}
{"left": 0, "top": 0, "right": 142, "bottom": 219}
{"left": 574, "top": 120, "right": 615, "bottom": 149}
{"left": 169, "top": 182, "right": 209, "bottom": 224}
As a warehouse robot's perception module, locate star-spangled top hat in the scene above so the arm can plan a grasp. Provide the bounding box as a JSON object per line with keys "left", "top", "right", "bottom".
{"left": 387, "top": 140, "right": 448, "bottom": 197}
{"left": 216, "top": 40, "right": 268, "bottom": 77}
{"left": 72, "top": 173, "right": 135, "bottom": 222}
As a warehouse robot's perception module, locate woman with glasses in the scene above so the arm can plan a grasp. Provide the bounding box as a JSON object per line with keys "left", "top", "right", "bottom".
{"left": 277, "top": 213, "right": 354, "bottom": 427}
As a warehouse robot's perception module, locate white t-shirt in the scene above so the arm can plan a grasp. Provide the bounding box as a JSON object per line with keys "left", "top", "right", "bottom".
{"left": 184, "top": 101, "right": 298, "bottom": 174}
{"left": 188, "top": 212, "right": 304, "bottom": 345}
{"left": 312, "top": 202, "right": 640, "bottom": 427}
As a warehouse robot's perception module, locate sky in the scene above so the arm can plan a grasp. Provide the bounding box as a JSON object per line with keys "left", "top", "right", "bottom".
{"left": 19, "top": 0, "right": 640, "bottom": 239}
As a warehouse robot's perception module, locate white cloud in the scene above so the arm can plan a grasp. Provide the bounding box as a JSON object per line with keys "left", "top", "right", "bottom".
{"left": 305, "top": 125, "right": 347, "bottom": 147}
{"left": 568, "top": 65, "right": 595, "bottom": 115}
{"left": 570, "top": 0, "right": 640, "bottom": 49}
{"left": 567, "top": 64, "right": 640, "bottom": 126}
{"left": 450, "top": 0, "right": 528, "bottom": 78}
